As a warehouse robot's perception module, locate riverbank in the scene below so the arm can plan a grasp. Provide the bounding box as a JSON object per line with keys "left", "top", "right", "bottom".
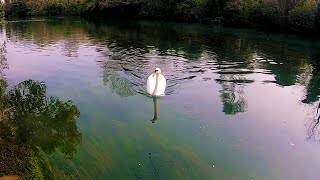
{"left": 1, "top": 0, "right": 320, "bottom": 37}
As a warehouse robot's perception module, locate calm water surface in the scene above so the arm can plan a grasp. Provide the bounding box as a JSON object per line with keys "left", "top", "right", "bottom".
{"left": 0, "top": 17, "right": 320, "bottom": 180}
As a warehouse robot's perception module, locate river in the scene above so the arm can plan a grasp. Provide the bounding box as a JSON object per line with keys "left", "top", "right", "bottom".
{"left": 0, "top": 17, "right": 320, "bottom": 180}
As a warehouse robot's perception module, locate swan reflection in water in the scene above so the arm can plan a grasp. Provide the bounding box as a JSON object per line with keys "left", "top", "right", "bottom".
{"left": 151, "top": 96, "right": 159, "bottom": 123}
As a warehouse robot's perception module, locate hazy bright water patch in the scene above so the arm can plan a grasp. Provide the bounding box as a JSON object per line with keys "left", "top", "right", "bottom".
{"left": 0, "top": 17, "right": 320, "bottom": 179}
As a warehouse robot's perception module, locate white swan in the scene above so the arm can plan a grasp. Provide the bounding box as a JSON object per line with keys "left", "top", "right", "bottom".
{"left": 147, "top": 68, "right": 166, "bottom": 96}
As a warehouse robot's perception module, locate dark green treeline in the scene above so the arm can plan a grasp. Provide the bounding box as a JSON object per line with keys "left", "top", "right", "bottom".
{"left": 1, "top": 0, "right": 320, "bottom": 35}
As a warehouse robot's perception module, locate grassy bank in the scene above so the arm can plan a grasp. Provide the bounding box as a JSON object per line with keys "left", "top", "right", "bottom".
{"left": 1, "top": 0, "right": 320, "bottom": 35}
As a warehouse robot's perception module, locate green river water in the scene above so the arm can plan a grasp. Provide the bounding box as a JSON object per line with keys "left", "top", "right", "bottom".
{"left": 0, "top": 17, "right": 320, "bottom": 180}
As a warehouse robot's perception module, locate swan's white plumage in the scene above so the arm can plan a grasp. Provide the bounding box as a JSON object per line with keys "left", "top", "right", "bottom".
{"left": 147, "top": 68, "right": 166, "bottom": 96}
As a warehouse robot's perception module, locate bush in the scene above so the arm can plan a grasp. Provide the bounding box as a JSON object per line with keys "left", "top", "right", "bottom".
{"left": 140, "top": 0, "right": 179, "bottom": 19}
{"left": 4, "top": 0, "right": 29, "bottom": 17}
{"left": 258, "top": 0, "right": 282, "bottom": 26}
{"left": 174, "top": 0, "right": 207, "bottom": 22}
{"left": 0, "top": 3, "right": 4, "bottom": 19}
{"left": 66, "top": 3, "right": 86, "bottom": 15}
{"left": 315, "top": 3, "right": 320, "bottom": 31}
{"left": 206, "top": 0, "right": 228, "bottom": 17}
{"left": 288, "top": 0, "right": 317, "bottom": 31}
{"left": 45, "top": 3, "right": 65, "bottom": 16}
{"left": 224, "top": 0, "right": 262, "bottom": 24}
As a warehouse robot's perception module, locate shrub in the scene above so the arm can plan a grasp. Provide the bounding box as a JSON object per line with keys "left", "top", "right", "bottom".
{"left": 224, "top": 0, "right": 262, "bottom": 24}
{"left": 0, "top": 3, "right": 4, "bottom": 19}
{"left": 140, "top": 0, "right": 179, "bottom": 19}
{"left": 315, "top": 3, "right": 320, "bottom": 31}
{"left": 258, "top": 0, "right": 282, "bottom": 26}
{"left": 5, "top": 0, "right": 29, "bottom": 17}
{"left": 288, "top": 0, "right": 317, "bottom": 31}
{"left": 174, "top": 0, "right": 207, "bottom": 22}
{"left": 45, "top": 3, "right": 65, "bottom": 16}
{"left": 66, "top": 3, "right": 86, "bottom": 15}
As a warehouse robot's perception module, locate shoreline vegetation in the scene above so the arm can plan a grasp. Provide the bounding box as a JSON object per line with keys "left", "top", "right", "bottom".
{"left": 0, "top": 0, "right": 320, "bottom": 36}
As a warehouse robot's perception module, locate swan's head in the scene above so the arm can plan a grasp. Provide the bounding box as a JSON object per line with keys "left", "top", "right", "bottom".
{"left": 154, "top": 68, "right": 161, "bottom": 74}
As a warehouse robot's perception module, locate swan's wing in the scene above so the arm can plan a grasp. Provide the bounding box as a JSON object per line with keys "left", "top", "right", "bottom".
{"left": 159, "top": 75, "right": 166, "bottom": 87}
{"left": 147, "top": 74, "right": 156, "bottom": 95}
{"left": 157, "top": 75, "right": 166, "bottom": 95}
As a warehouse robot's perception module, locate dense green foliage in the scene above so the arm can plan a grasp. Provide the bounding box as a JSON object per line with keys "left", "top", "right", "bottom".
{"left": 2, "top": 0, "right": 320, "bottom": 34}
{"left": 0, "top": 2, "right": 4, "bottom": 19}
{"left": 3, "top": 0, "right": 88, "bottom": 16}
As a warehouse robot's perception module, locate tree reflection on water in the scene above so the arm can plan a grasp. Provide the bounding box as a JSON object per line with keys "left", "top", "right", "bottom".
{"left": 0, "top": 80, "right": 81, "bottom": 179}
